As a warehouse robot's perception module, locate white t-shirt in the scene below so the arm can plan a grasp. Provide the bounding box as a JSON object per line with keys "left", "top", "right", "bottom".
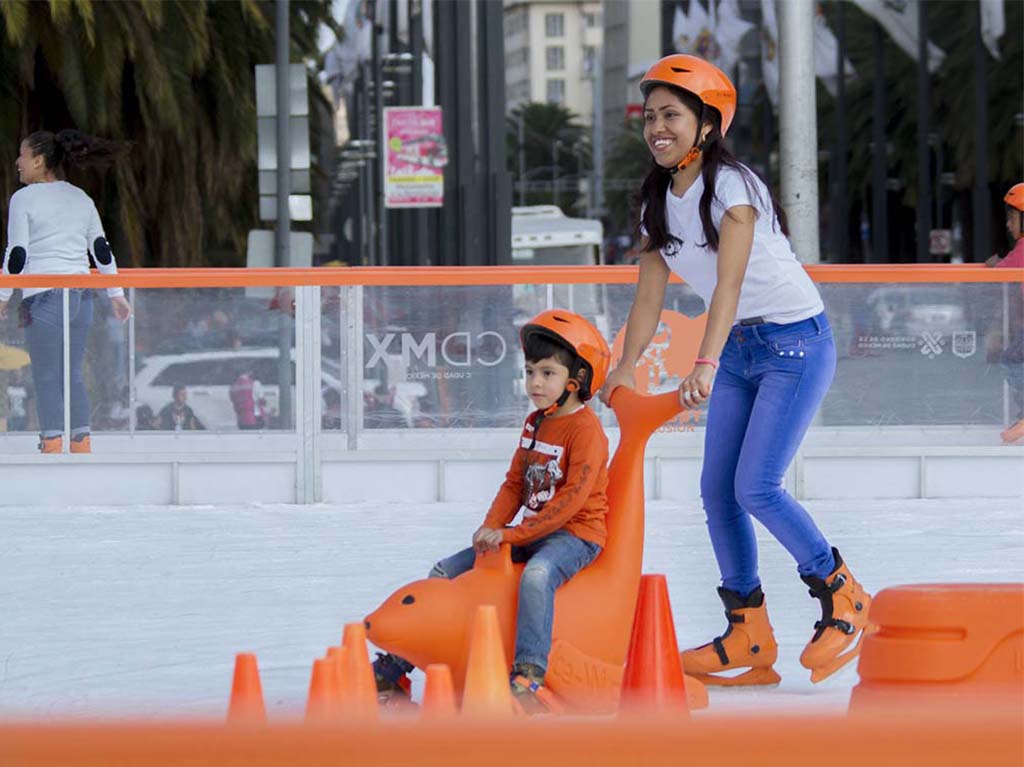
{"left": 1, "top": 181, "right": 124, "bottom": 302}
{"left": 657, "top": 166, "right": 823, "bottom": 325}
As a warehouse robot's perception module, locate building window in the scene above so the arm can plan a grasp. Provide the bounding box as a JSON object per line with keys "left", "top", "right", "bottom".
{"left": 583, "top": 46, "right": 596, "bottom": 75}
{"left": 546, "top": 79, "right": 565, "bottom": 104}
{"left": 545, "top": 13, "right": 564, "bottom": 37}
{"left": 585, "top": 12, "right": 599, "bottom": 28}
{"left": 546, "top": 46, "right": 564, "bottom": 71}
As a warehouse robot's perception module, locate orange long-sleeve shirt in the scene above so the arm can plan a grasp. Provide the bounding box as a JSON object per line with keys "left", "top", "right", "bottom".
{"left": 483, "top": 405, "right": 609, "bottom": 547}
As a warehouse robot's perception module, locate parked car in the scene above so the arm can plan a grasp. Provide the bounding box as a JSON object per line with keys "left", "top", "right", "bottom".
{"left": 134, "top": 348, "right": 343, "bottom": 431}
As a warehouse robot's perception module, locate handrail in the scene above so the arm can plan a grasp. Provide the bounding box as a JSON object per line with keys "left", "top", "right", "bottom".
{"left": 0, "top": 264, "right": 1020, "bottom": 289}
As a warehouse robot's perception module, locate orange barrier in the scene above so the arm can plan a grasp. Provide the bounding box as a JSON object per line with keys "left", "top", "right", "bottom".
{"left": 850, "top": 583, "right": 1024, "bottom": 711}
{"left": 364, "top": 387, "right": 684, "bottom": 713}
{"left": 0, "top": 708, "right": 1020, "bottom": 767}
{"left": 0, "top": 264, "right": 1020, "bottom": 289}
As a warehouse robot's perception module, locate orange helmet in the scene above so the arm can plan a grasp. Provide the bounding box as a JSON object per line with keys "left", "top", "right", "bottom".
{"left": 1004, "top": 183, "right": 1024, "bottom": 212}
{"left": 520, "top": 310, "right": 610, "bottom": 401}
{"left": 640, "top": 54, "right": 737, "bottom": 137}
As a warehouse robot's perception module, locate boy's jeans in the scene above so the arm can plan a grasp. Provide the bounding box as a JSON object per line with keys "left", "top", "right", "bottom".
{"left": 22, "top": 289, "right": 94, "bottom": 438}
{"left": 701, "top": 311, "right": 836, "bottom": 597}
{"left": 433, "top": 530, "right": 601, "bottom": 673}
{"left": 384, "top": 530, "right": 601, "bottom": 678}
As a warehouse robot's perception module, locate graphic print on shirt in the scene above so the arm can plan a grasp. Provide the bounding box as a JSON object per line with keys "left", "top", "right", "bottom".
{"left": 518, "top": 432, "right": 565, "bottom": 518}
{"left": 522, "top": 457, "right": 563, "bottom": 515}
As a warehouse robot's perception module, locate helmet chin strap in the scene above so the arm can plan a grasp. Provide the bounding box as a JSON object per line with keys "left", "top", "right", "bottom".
{"left": 665, "top": 102, "right": 706, "bottom": 176}
{"left": 527, "top": 379, "right": 580, "bottom": 451}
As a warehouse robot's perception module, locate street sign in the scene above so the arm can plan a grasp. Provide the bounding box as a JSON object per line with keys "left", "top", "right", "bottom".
{"left": 383, "top": 107, "right": 446, "bottom": 208}
{"left": 929, "top": 228, "right": 952, "bottom": 256}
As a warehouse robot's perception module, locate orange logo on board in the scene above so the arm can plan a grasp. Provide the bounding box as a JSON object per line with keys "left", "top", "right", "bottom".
{"left": 611, "top": 309, "right": 707, "bottom": 431}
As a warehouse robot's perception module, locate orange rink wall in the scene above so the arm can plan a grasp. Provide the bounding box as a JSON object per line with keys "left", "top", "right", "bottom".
{"left": 0, "top": 706, "right": 1021, "bottom": 766}
{"left": 0, "top": 263, "right": 1022, "bottom": 289}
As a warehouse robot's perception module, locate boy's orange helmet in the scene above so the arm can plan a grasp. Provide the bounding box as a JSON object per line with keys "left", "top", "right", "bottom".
{"left": 1004, "top": 183, "right": 1024, "bottom": 212}
{"left": 520, "top": 310, "right": 610, "bottom": 401}
{"left": 640, "top": 54, "right": 737, "bottom": 136}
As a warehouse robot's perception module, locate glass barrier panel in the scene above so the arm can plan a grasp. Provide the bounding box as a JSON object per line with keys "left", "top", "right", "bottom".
{"left": 820, "top": 282, "right": 1015, "bottom": 426}
{"left": 360, "top": 284, "right": 536, "bottom": 429}
{"left": 133, "top": 288, "right": 296, "bottom": 432}
{"left": 0, "top": 293, "right": 32, "bottom": 436}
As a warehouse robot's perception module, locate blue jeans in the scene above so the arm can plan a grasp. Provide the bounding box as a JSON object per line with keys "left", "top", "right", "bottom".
{"left": 701, "top": 311, "right": 836, "bottom": 596}
{"left": 22, "top": 289, "right": 94, "bottom": 437}
{"left": 433, "top": 530, "right": 602, "bottom": 673}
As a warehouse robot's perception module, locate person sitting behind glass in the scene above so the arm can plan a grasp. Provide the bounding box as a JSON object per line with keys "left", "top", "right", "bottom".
{"left": 158, "top": 383, "right": 204, "bottom": 431}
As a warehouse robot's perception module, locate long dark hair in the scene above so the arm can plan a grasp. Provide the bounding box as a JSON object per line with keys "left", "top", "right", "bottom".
{"left": 634, "top": 86, "right": 787, "bottom": 255}
{"left": 24, "top": 129, "right": 130, "bottom": 176}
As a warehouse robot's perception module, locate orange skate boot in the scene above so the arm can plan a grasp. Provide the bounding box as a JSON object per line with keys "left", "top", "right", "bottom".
{"left": 70, "top": 434, "right": 91, "bottom": 453}
{"left": 680, "top": 586, "right": 781, "bottom": 687}
{"left": 800, "top": 547, "right": 875, "bottom": 683}
{"left": 38, "top": 435, "right": 63, "bottom": 453}
{"left": 1000, "top": 419, "right": 1024, "bottom": 445}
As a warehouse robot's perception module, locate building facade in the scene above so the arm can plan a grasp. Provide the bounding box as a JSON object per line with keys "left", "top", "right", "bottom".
{"left": 504, "top": 0, "right": 603, "bottom": 124}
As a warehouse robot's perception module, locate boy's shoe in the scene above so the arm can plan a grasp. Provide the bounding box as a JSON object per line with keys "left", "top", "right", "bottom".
{"left": 510, "top": 663, "right": 564, "bottom": 715}
{"left": 1001, "top": 419, "right": 1024, "bottom": 444}
{"left": 799, "top": 547, "right": 875, "bottom": 683}
{"left": 38, "top": 435, "right": 62, "bottom": 454}
{"left": 372, "top": 652, "right": 413, "bottom": 704}
{"left": 70, "top": 434, "right": 91, "bottom": 454}
{"left": 680, "top": 586, "right": 782, "bottom": 687}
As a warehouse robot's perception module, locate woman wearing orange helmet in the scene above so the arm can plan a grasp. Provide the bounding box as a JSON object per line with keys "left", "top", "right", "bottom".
{"left": 600, "top": 54, "right": 871, "bottom": 685}
{"left": 986, "top": 183, "right": 1024, "bottom": 443}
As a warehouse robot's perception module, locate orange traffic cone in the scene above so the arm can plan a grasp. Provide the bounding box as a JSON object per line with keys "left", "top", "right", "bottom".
{"left": 327, "top": 645, "right": 348, "bottom": 690}
{"left": 226, "top": 652, "right": 267, "bottom": 724}
{"left": 421, "top": 663, "right": 457, "bottom": 719}
{"left": 339, "top": 623, "right": 379, "bottom": 720}
{"left": 619, "top": 574, "right": 689, "bottom": 717}
{"left": 461, "top": 605, "right": 514, "bottom": 717}
{"left": 305, "top": 657, "right": 341, "bottom": 724}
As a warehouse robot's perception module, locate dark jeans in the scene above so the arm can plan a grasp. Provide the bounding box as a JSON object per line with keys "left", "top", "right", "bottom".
{"left": 23, "top": 289, "right": 94, "bottom": 437}
{"left": 701, "top": 311, "right": 836, "bottom": 596}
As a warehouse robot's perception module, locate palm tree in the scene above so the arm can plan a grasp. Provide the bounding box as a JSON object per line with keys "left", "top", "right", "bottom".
{"left": 0, "top": 1, "right": 330, "bottom": 267}
{"left": 506, "top": 102, "right": 591, "bottom": 213}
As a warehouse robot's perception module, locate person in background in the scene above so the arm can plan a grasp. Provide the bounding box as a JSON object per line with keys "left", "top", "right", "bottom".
{"left": 0, "top": 129, "right": 132, "bottom": 453}
{"left": 230, "top": 368, "right": 266, "bottom": 430}
{"left": 986, "top": 183, "right": 1024, "bottom": 444}
{"left": 158, "top": 383, "right": 204, "bottom": 431}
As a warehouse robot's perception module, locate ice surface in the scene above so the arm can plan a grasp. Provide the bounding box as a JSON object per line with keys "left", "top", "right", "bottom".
{"left": 0, "top": 497, "right": 1020, "bottom": 720}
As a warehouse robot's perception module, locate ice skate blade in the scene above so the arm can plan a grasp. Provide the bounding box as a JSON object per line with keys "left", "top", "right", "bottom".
{"left": 805, "top": 624, "right": 878, "bottom": 684}
{"left": 688, "top": 666, "right": 782, "bottom": 688}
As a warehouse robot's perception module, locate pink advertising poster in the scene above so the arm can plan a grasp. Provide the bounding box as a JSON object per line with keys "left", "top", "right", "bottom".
{"left": 383, "top": 107, "right": 447, "bottom": 208}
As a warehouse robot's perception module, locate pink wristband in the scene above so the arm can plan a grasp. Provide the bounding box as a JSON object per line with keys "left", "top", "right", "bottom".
{"left": 694, "top": 358, "right": 718, "bottom": 370}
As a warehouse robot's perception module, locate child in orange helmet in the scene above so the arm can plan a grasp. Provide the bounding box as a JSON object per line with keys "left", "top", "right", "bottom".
{"left": 372, "top": 309, "right": 611, "bottom": 712}
{"left": 986, "top": 183, "right": 1024, "bottom": 444}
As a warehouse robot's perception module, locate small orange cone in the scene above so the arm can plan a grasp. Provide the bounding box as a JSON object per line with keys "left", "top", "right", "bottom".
{"left": 305, "top": 657, "right": 341, "bottom": 724}
{"left": 339, "top": 623, "right": 379, "bottom": 720}
{"left": 420, "top": 663, "right": 457, "bottom": 719}
{"left": 226, "top": 652, "right": 267, "bottom": 724}
{"left": 461, "top": 605, "right": 514, "bottom": 717}
{"left": 619, "top": 574, "right": 689, "bottom": 717}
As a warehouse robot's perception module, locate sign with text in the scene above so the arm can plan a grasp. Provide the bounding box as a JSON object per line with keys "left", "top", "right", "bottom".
{"left": 383, "top": 107, "right": 447, "bottom": 208}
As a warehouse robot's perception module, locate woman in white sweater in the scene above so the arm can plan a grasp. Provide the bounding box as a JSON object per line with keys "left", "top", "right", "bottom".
{"left": 0, "top": 130, "right": 131, "bottom": 453}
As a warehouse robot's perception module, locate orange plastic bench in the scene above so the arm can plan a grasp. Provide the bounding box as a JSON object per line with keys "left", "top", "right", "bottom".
{"left": 850, "top": 583, "right": 1024, "bottom": 711}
